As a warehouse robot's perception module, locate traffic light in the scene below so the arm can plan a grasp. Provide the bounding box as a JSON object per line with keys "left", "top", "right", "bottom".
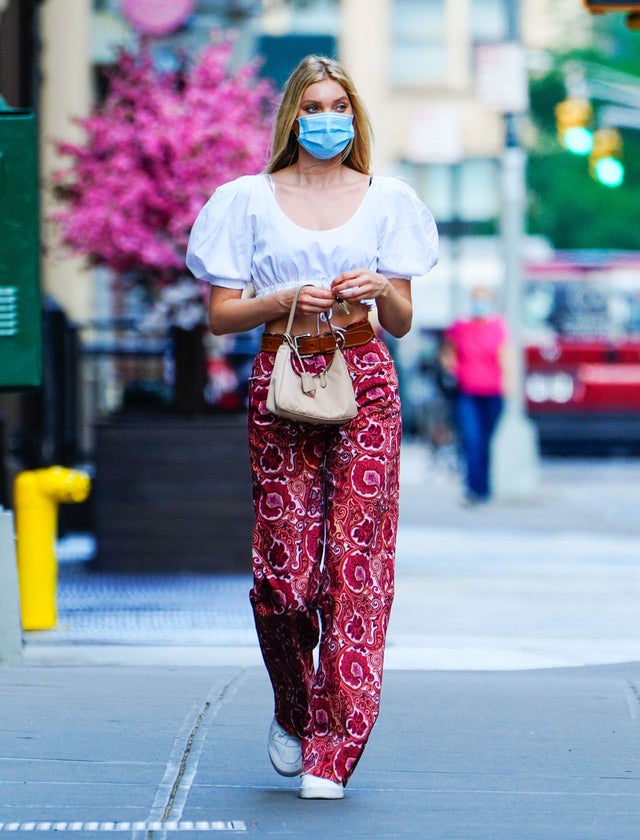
{"left": 583, "top": 0, "right": 640, "bottom": 27}
{"left": 583, "top": 0, "right": 640, "bottom": 10}
{"left": 554, "top": 99, "right": 593, "bottom": 154}
{"left": 589, "top": 128, "right": 624, "bottom": 186}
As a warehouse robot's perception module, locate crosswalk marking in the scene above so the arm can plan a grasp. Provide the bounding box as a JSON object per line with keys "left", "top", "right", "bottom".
{"left": 0, "top": 821, "right": 246, "bottom": 832}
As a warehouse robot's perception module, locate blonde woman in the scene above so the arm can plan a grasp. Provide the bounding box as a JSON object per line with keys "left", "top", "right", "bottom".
{"left": 187, "top": 55, "right": 438, "bottom": 799}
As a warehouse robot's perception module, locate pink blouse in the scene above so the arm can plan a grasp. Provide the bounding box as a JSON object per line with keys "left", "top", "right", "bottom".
{"left": 445, "top": 316, "right": 508, "bottom": 396}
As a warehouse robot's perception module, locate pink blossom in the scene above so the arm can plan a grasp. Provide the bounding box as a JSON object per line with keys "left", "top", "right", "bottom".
{"left": 52, "top": 42, "right": 277, "bottom": 280}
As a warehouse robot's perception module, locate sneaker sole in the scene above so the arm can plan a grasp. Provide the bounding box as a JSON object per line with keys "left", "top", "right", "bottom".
{"left": 299, "top": 787, "right": 344, "bottom": 800}
{"left": 298, "top": 777, "right": 344, "bottom": 800}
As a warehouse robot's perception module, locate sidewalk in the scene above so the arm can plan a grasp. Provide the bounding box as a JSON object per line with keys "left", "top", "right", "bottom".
{"left": 1, "top": 445, "right": 640, "bottom": 837}
{"left": 1, "top": 663, "right": 640, "bottom": 838}
{"left": 22, "top": 444, "right": 640, "bottom": 671}
{"left": 390, "top": 444, "right": 640, "bottom": 671}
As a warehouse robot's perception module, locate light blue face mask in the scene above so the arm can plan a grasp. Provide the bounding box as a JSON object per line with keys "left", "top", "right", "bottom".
{"left": 296, "top": 113, "right": 355, "bottom": 160}
{"left": 470, "top": 299, "right": 494, "bottom": 318}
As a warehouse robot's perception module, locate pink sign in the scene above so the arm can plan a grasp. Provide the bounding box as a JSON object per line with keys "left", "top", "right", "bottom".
{"left": 121, "top": 0, "right": 194, "bottom": 37}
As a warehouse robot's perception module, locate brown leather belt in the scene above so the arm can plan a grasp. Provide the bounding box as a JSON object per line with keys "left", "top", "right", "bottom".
{"left": 260, "top": 320, "right": 375, "bottom": 355}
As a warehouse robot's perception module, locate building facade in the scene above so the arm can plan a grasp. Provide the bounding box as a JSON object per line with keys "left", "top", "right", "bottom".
{"left": 1, "top": 0, "right": 592, "bottom": 323}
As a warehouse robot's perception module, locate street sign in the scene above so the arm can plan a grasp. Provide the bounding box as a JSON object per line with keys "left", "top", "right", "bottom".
{"left": 475, "top": 42, "right": 529, "bottom": 114}
{"left": 405, "top": 104, "right": 463, "bottom": 165}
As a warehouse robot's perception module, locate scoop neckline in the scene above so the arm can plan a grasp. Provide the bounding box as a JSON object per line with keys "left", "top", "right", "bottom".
{"left": 263, "top": 172, "right": 374, "bottom": 233}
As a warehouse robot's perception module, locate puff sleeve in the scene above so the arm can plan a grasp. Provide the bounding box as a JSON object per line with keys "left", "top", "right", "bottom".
{"left": 375, "top": 177, "right": 438, "bottom": 280}
{"left": 186, "top": 176, "right": 256, "bottom": 290}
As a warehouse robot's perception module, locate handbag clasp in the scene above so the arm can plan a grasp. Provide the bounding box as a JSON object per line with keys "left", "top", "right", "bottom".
{"left": 332, "top": 326, "right": 347, "bottom": 350}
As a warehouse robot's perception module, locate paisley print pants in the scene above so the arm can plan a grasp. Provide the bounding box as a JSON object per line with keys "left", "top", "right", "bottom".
{"left": 247, "top": 335, "right": 401, "bottom": 785}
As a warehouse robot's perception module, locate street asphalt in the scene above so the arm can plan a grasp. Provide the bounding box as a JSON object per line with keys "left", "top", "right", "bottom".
{"left": 1, "top": 443, "right": 640, "bottom": 838}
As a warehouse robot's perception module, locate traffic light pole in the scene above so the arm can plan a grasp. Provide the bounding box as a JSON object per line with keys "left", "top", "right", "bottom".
{"left": 490, "top": 0, "right": 540, "bottom": 500}
{"left": 490, "top": 118, "right": 540, "bottom": 498}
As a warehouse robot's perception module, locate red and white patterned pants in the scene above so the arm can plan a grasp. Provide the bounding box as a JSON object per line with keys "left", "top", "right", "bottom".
{"left": 247, "top": 335, "right": 401, "bottom": 785}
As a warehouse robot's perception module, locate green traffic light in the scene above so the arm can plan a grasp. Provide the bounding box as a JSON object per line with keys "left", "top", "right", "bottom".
{"left": 594, "top": 157, "right": 624, "bottom": 187}
{"left": 564, "top": 126, "right": 593, "bottom": 155}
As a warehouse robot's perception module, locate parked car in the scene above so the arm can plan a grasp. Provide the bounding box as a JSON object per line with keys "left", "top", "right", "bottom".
{"left": 523, "top": 254, "right": 640, "bottom": 454}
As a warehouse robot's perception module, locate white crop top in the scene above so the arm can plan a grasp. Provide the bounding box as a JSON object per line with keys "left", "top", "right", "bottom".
{"left": 186, "top": 173, "right": 438, "bottom": 299}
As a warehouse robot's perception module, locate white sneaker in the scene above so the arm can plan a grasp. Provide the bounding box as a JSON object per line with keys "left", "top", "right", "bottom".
{"left": 298, "top": 774, "right": 344, "bottom": 800}
{"left": 267, "top": 718, "right": 302, "bottom": 777}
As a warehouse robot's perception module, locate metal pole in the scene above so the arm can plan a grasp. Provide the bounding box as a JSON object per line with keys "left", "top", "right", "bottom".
{"left": 449, "top": 161, "right": 463, "bottom": 318}
{"left": 490, "top": 0, "right": 540, "bottom": 499}
{"left": 502, "top": 118, "right": 527, "bottom": 406}
{"left": 0, "top": 508, "right": 23, "bottom": 666}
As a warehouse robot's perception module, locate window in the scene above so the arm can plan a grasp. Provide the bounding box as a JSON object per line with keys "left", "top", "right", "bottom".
{"left": 400, "top": 158, "right": 500, "bottom": 229}
{"left": 457, "top": 158, "right": 500, "bottom": 220}
{"left": 255, "top": 34, "right": 338, "bottom": 88}
{"left": 470, "top": 0, "right": 508, "bottom": 43}
{"left": 391, "top": 0, "right": 446, "bottom": 86}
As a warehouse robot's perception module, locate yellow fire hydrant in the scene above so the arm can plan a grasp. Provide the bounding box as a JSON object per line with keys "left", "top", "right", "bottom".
{"left": 14, "top": 466, "right": 91, "bottom": 631}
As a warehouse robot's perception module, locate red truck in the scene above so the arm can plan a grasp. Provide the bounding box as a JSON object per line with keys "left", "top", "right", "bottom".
{"left": 523, "top": 253, "right": 640, "bottom": 453}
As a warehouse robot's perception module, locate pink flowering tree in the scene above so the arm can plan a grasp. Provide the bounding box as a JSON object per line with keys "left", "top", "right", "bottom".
{"left": 52, "top": 42, "right": 276, "bottom": 412}
{"left": 54, "top": 42, "right": 274, "bottom": 278}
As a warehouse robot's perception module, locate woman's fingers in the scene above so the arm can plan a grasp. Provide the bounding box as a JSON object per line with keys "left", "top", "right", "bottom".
{"left": 332, "top": 270, "right": 365, "bottom": 299}
{"left": 298, "top": 285, "right": 334, "bottom": 314}
{"left": 332, "top": 270, "right": 388, "bottom": 300}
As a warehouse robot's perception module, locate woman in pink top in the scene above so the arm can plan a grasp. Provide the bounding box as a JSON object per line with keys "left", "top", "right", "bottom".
{"left": 442, "top": 287, "right": 508, "bottom": 504}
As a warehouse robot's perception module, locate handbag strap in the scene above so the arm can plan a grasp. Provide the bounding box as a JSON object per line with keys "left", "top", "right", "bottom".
{"left": 283, "top": 286, "right": 342, "bottom": 376}
{"left": 284, "top": 286, "right": 303, "bottom": 336}
{"left": 284, "top": 285, "right": 341, "bottom": 347}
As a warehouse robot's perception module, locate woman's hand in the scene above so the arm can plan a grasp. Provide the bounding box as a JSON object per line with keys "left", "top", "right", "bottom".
{"left": 290, "top": 284, "right": 336, "bottom": 316}
{"left": 209, "top": 283, "right": 343, "bottom": 335}
{"left": 331, "top": 269, "right": 389, "bottom": 303}
{"left": 332, "top": 271, "right": 413, "bottom": 338}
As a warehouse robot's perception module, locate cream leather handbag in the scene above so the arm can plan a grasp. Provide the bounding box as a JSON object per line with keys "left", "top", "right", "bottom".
{"left": 266, "top": 287, "right": 358, "bottom": 424}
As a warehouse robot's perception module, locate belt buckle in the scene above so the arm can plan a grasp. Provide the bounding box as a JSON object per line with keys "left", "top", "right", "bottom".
{"left": 292, "top": 332, "right": 313, "bottom": 357}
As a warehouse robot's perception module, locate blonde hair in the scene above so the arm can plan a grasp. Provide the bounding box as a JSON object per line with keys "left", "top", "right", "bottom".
{"left": 266, "top": 55, "right": 372, "bottom": 174}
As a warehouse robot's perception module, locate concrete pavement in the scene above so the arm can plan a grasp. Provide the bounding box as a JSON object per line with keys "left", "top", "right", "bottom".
{"left": 1, "top": 663, "right": 640, "bottom": 838}
{"left": 1, "top": 445, "right": 640, "bottom": 837}
{"left": 22, "top": 444, "right": 640, "bottom": 671}
{"left": 390, "top": 445, "right": 640, "bottom": 671}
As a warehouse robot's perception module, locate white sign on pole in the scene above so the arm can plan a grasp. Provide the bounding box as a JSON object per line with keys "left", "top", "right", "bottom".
{"left": 476, "top": 42, "right": 529, "bottom": 114}
{"left": 405, "top": 104, "right": 464, "bottom": 165}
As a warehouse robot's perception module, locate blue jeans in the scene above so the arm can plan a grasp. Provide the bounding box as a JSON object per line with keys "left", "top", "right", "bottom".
{"left": 455, "top": 393, "right": 504, "bottom": 499}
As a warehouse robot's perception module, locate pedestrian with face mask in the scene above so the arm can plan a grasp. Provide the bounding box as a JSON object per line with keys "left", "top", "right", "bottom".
{"left": 186, "top": 55, "right": 438, "bottom": 799}
{"left": 440, "top": 286, "right": 509, "bottom": 505}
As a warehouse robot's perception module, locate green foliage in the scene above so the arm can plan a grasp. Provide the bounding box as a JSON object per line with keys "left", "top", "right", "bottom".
{"left": 526, "top": 16, "right": 640, "bottom": 250}
{"left": 528, "top": 150, "right": 640, "bottom": 249}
